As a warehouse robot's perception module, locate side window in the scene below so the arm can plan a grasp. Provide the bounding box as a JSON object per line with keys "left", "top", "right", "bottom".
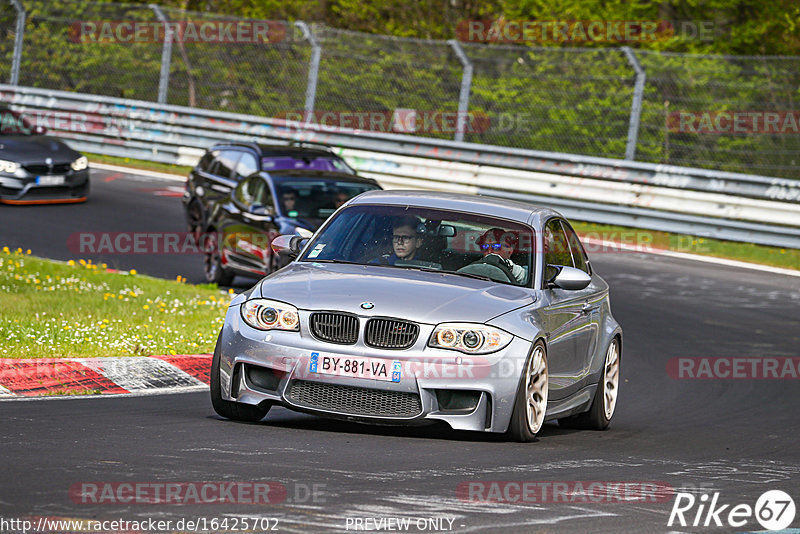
{"left": 544, "top": 219, "right": 573, "bottom": 283}
{"left": 252, "top": 181, "right": 274, "bottom": 213}
{"left": 562, "top": 221, "right": 591, "bottom": 275}
{"left": 234, "top": 177, "right": 253, "bottom": 205}
{"left": 197, "top": 151, "right": 215, "bottom": 171}
{"left": 216, "top": 150, "right": 242, "bottom": 180}
{"left": 206, "top": 150, "right": 221, "bottom": 174}
{"left": 235, "top": 152, "right": 258, "bottom": 180}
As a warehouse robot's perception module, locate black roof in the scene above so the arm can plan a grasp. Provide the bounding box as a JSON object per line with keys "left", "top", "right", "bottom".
{"left": 211, "top": 141, "right": 342, "bottom": 159}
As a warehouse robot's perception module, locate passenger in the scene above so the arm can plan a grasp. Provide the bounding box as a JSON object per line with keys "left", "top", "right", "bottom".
{"left": 472, "top": 228, "right": 526, "bottom": 284}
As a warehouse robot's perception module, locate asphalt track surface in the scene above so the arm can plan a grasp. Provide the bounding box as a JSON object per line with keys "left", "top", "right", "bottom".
{"left": 1, "top": 169, "right": 799, "bottom": 533}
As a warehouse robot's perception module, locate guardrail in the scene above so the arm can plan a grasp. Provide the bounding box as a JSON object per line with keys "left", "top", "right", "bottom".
{"left": 2, "top": 84, "right": 799, "bottom": 249}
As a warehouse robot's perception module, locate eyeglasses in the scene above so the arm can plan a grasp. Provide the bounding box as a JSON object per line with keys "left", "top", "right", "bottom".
{"left": 481, "top": 243, "right": 503, "bottom": 250}
{"left": 392, "top": 235, "right": 416, "bottom": 244}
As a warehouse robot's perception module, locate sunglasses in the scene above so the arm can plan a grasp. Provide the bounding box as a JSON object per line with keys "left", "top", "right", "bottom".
{"left": 481, "top": 243, "right": 503, "bottom": 250}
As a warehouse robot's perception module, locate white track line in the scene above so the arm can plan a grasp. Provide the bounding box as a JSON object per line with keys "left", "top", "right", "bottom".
{"left": 91, "top": 162, "right": 185, "bottom": 182}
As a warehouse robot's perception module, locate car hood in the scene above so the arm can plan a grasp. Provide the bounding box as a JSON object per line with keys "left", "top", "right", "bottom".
{"left": 0, "top": 136, "right": 80, "bottom": 164}
{"left": 257, "top": 262, "right": 535, "bottom": 324}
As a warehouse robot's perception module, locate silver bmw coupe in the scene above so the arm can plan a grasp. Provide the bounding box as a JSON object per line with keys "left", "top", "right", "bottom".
{"left": 210, "top": 190, "right": 622, "bottom": 441}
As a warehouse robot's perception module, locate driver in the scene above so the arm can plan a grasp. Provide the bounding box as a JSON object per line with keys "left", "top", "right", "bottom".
{"left": 374, "top": 216, "right": 424, "bottom": 265}
{"left": 472, "top": 228, "right": 526, "bottom": 284}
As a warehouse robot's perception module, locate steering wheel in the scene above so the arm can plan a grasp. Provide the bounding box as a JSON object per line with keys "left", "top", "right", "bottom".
{"left": 456, "top": 262, "right": 514, "bottom": 283}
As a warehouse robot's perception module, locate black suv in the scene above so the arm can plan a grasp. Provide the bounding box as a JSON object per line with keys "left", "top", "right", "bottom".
{"left": 182, "top": 142, "right": 356, "bottom": 236}
{"left": 202, "top": 169, "right": 381, "bottom": 284}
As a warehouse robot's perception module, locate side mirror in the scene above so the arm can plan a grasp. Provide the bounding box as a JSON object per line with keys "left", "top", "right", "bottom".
{"left": 548, "top": 265, "right": 591, "bottom": 290}
{"left": 271, "top": 234, "right": 308, "bottom": 258}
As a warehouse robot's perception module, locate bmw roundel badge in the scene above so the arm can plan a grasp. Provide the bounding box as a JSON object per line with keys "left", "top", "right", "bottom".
{"left": 360, "top": 302, "right": 374, "bottom": 310}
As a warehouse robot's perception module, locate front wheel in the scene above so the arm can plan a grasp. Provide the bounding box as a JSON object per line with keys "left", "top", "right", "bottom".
{"left": 507, "top": 340, "right": 549, "bottom": 442}
{"left": 559, "top": 337, "right": 620, "bottom": 430}
{"left": 210, "top": 331, "right": 270, "bottom": 422}
{"left": 203, "top": 230, "right": 234, "bottom": 286}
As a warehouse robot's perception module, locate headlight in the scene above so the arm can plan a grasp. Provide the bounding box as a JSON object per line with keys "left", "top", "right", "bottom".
{"left": 428, "top": 323, "right": 512, "bottom": 354}
{"left": 70, "top": 156, "right": 88, "bottom": 171}
{"left": 0, "top": 159, "right": 19, "bottom": 174}
{"left": 241, "top": 298, "right": 300, "bottom": 331}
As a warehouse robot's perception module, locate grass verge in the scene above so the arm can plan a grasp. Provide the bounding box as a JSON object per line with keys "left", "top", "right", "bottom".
{"left": 571, "top": 222, "right": 799, "bottom": 271}
{"left": 86, "top": 152, "right": 192, "bottom": 176}
{"left": 0, "top": 248, "right": 233, "bottom": 359}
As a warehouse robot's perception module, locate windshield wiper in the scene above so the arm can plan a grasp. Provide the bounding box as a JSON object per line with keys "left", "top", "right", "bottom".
{"left": 439, "top": 270, "right": 493, "bottom": 282}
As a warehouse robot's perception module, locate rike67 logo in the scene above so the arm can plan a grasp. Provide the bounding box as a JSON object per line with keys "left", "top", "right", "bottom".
{"left": 668, "top": 490, "right": 796, "bottom": 530}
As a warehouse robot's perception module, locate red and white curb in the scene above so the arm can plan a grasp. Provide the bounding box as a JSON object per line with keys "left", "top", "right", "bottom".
{"left": 0, "top": 355, "right": 211, "bottom": 397}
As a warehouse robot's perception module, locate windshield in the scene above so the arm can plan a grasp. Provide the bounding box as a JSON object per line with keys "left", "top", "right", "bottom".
{"left": 0, "top": 108, "right": 35, "bottom": 136}
{"left": 273, "top": 177, "right": 380, "bottom": 219}
{"left": 262, "top": 156, "right": 354, "bottom": 173}
{"left": 299, "top": 205, "right": 535, "bottom": 287}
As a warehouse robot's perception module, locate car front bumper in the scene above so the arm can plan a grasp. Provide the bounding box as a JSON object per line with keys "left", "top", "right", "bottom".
{"left": 0, "top": 169, "right": 89, "bottom": 204}
{"left": 216, "top": 304, "right": 531, "bottom": 434}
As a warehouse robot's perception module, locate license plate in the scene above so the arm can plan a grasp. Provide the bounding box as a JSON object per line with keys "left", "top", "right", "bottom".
{"left": 309, "top": 352, "right": 402, "bottom": 382}
{"left": 37, "top": 175, "right": 65, "bottom": 186}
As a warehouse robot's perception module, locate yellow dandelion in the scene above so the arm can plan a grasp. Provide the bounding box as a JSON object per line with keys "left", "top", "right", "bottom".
{"left": 143, "top": 305, "right": 149, "bottom": 310}
{"left": 68, "top": 260, "right": 75, "bottom": 266}
{"left": 130, "top": 269, "right": 137, "bottom": 275}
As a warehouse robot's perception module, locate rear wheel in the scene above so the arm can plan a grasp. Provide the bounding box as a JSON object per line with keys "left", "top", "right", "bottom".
{"left": 559, "top": 337, "right": 620, "bottom": 430}
{"left": 210, "top": 331, "right": 270, "bottom": 422}
{"left": 203, "top": 230, "right": 234, "bottom": 286}
{"left": 507, "top": 340, "right": 548, "bottom": 442}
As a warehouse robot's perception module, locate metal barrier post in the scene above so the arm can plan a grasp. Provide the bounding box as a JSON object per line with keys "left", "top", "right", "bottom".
{"left": 149, "top": 4, "right": 173, "bottom": 104}
{"left": 622, "top": 46, "right": 645, "bottom": 161}
{"left": 9, "top": 0, "right": 25, "bottom": 86}
{"left": 294, "top": 21, "right": 320, "bottom": 123}
{"left": 447, "top": 40, "right": 473, "bottom": 143}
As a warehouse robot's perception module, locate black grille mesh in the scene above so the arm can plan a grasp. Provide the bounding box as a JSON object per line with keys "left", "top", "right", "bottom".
{"left": 24, "top": 163, "right": 72, "bottom": 175}
{"left": 365, "top": 318, "right": 419, "bottom": 349}
{"left": 287, "top": 380, "right": 421, "bottom": 417}
{"left": 309, "top": 313, "right": 358, "bottom": 344}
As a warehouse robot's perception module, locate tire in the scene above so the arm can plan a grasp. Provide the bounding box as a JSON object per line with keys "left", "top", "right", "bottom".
{"left": 210, "top": 330, "right": 270, "bottom": 422}
{"left": 203, "top": 229, "right": 234, "bottom": 286}
{"left": 507, "top": 340, "right": 549, "bottom": 442}
{"left": 185, "top": 197, "right": 206, "bottom": 242}
{"left": 559, "top": 337, "right": 620, "bottom": 430}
